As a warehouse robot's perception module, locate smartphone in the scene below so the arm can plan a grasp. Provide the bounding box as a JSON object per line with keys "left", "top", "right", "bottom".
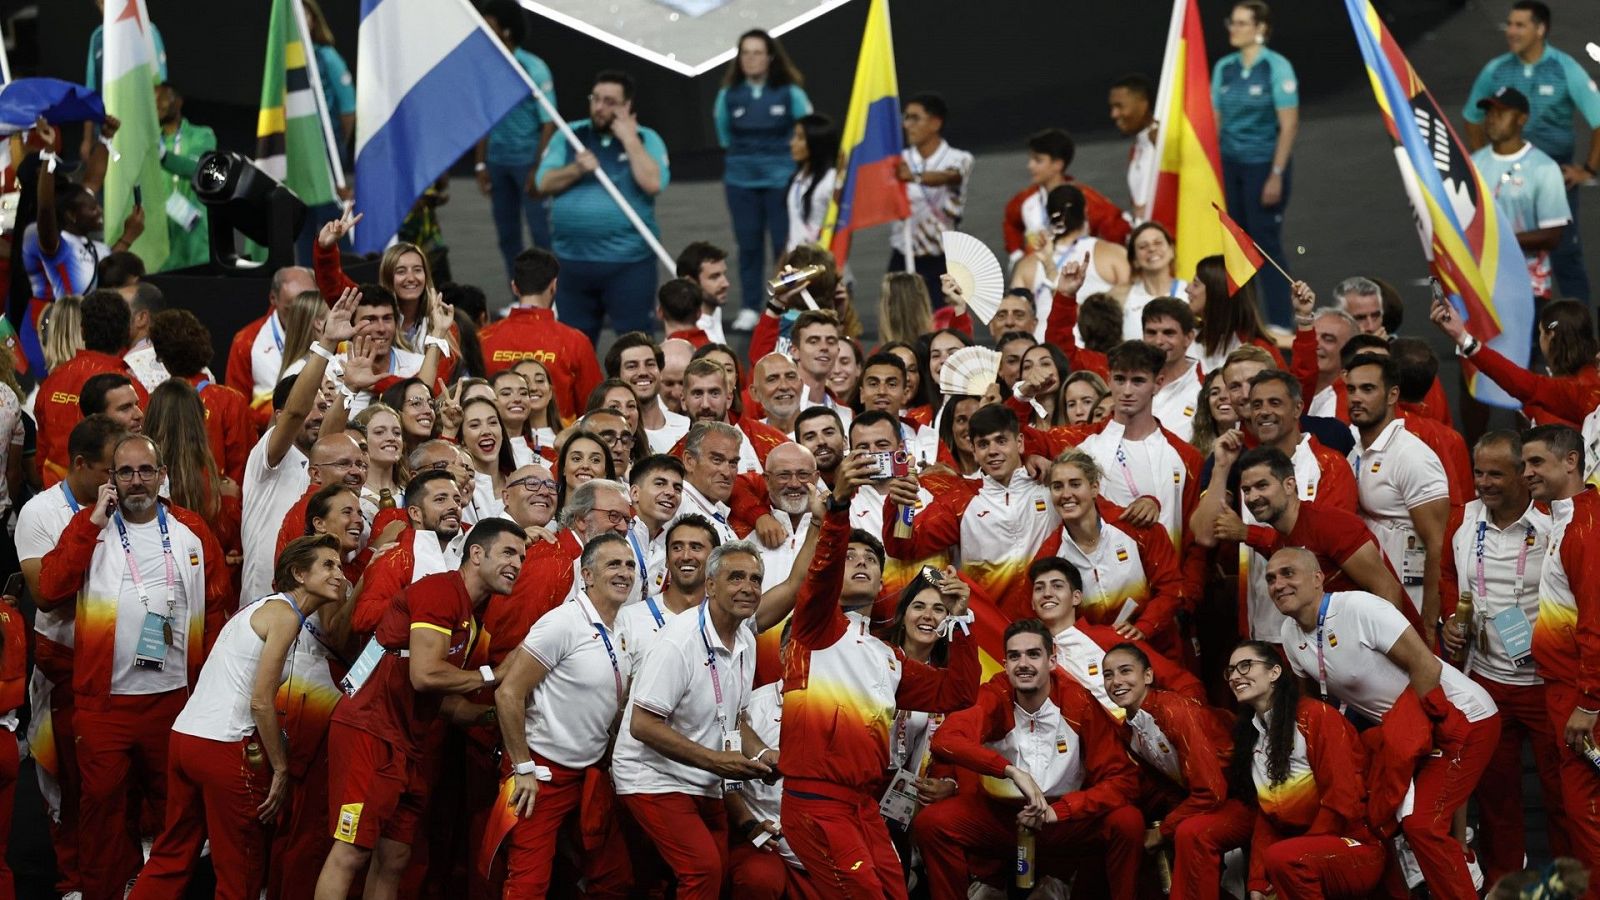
{"left": 132, "top": 185, "right": 142, "bottom": 208}
{"left": 2, "top": 573, "right": 21, "bottom": 600}
{"left": 1429, "top": 276, "right": 1446, "bottom": 305}
{"left": 751, "top": 829, "right": 774, "bottom": 849}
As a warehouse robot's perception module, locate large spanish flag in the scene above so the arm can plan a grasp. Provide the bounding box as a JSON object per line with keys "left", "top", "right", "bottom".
{"left": 1147, "top": 0, "right": 1225, "bottom": 280}
{"left": 818, "top": 0, "right": 909, "bottom": 268}
{"left": 1344, "top": 0, "right": 1531, "bottom": 408}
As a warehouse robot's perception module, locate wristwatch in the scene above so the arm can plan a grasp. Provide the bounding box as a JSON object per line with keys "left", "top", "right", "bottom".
{"left": 513, "top": 759, "right": 540, "bottom": 776}
{"left": 1456, "top": 336, "right": 1481, "bottom": 358}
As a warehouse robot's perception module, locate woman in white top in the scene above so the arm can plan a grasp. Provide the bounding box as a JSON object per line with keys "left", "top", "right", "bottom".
{"left": 491, "top": 370, "right": 547, "bottom": 468}
{"left": 1122, "top": 222, "right": 1188, "bottom": 341}
{"left": 1011, "top": 185, "right": 1131, "bottom": 339}
{"left": 129, "top": 535, "right": 347, "bottom": 900}
{"left": 512, "top": 359, "right": 565, "bottom": 447}
{"left": 460, "top": 397, "right": 512, "bottom": 523}
{"left": 352, "top": 404, "right": 404, "bottom": 517}
{"left": 785, "top": 113, "right": 839, "bottom": 251}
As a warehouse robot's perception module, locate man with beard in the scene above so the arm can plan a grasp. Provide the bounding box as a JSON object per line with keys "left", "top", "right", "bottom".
{"left": 316, "top": 519, "right": 528, "bottom": 900}
{"left": 537, "top": 69, "right": 670, "bottom": 342}
{"left": 241, "top": 288, "right": 359, "bottom": 602}
{"left": 608, "top": 331, "right": 689, "bottom": 454}
{"left": 742, "top": 443, "right": 817, "bottom": 590}
{"left": 674, "top": 359, "right": 786, "bottom": 472}
{"left": 613, "top": 540, "right": 775, "bottom": 899}
{"left": 1345, "top": 353, "right": 1451, "bottom": 640}
{"left": 36, "top": 434, "right": 230, "bottom": 900}
{"left": 794, "top": 406, "right": 845, "bottom": 490}
{"left": 626, "top": 454, "right": 684, "bottom": 599}
{"left": 619, "top": 514, "right": 718, "bottom": 667}
{"left": 659, "top": 339, "right": 694, "bottom": 416}
{"left": 856, "top": 352, "right": 938, "bottom": 465}
{"left": 675, "top": 242, "right": 730, "bottom": 343}
{"left": 751, "top": 353, "right": 802, "bottom": 435}
{"left": 351, "top": 471, "right": 466, "bottom": 634}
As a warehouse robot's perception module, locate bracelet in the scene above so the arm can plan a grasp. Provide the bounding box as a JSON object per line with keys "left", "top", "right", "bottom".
{"left": 38, "top": 149, "right": 59, "bottom": 173}
{"left": 1295, "top": 314, "right": 1315, "bottom": 328}
{"left": 1270, "top": 165, "right": 1285, "bottom": 176}
{"left": 1578, "top": 705, "right": 1600, "bottom": 716}
{"left": 479, "top": 664, "right": 496, "bottom": 685}
{"left": 308, "top": 342, "right": 337, "bottom": 363}
{"left": 423, "top": 335, "right": 452, "bottom": 358}
{"left": 512, "top": 759, "right": 540, "bottom": 776}
{"left": 335, "top": 382, "right": 357, "bottom": 403}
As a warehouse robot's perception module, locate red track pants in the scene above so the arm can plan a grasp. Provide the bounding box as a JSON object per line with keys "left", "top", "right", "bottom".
{"left": 75, "top": 690, "right": 185, "bottom": 900}
{"left": 620, "top": 792, "right": 728, "bottom": 899}
{"left": 1471, "top": 675, "right": 1570, "bottom": 882}
{"left": 266, "top": 742, "right": 331, "bottom": 900}
{"left": 1399, "top": 712, "right": 1500, "bottom": 900}
{"left": 911, "top": 790, "right": 1144, "bottom": 900}
{"left": 127, "top": 732, "right": 271, "bottom": 900}
{"left": 43, "top": 679, "right": 81, "bottom": 895}
{"left": 1259, "top": 834, "right": 1386, "bottom": 899}
{"left": 1169, "top": 798, "right": 1254, "bottom": 900}
{"left": 1546, "top": 682, "right": 1600, "bottom": 900}
{"left": 781, "top": 782, "right": 906, "bottom": 899}
{"left": 501, "top": 760, "right": 630, "bottom": 900}
{"left": 0, "top": 729, "right": 18, "bottom": 900}
{"left": 727, "top": 838, "right": 786, "bottom": 899}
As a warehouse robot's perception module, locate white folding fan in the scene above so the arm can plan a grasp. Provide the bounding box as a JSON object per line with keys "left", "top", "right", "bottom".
{"left": 940, "top": 231, "right": 1005, "bottom": 325}
{"left": 938, "top": 346, "right": 1002, "bottom": 397}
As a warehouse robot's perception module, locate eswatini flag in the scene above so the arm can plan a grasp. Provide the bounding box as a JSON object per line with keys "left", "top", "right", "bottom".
{"left": 1146, "top": 0, "right": 1225, "bottom": 280}
{"left": 818, "top": 0, "right": 908, "bottom": 269}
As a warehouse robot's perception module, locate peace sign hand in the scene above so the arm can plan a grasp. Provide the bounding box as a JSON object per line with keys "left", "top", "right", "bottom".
{"left": 318, "top": 209, "right": 363, "bottom": 249}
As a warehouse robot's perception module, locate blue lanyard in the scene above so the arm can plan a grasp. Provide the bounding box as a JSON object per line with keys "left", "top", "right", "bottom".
{"left": 195, "top": 379, "right": 210, "bottom": 393}
{"left": 627, "top": 528, "right": 650, "bottom": 590}
{"left": 268, "top": 312, "right": 284, "bottom": 352}
{"left": 61, "top": 482, "right": 81, "bottom": 513}
{"left": 1313, "top": 592, "right": 1332, "bottom": 700}
{"left": 578, "top": 595, "right": 623, "bottom": 702}
{"left": 644, "top": 595, "right": 666, "bottom": 629}
{"left": 279, "top": 591, "right": 308, "bottom": 631}
{"left": 114, "top": 504, "right": 175, "bottom": 617}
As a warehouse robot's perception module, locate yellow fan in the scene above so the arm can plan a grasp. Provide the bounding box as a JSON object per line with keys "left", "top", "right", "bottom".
{"left": 941, "top": 231, "right": 1005, "bottom": 324}
{"left": 938, "top": 346, "right": 1001, "bottom": 398}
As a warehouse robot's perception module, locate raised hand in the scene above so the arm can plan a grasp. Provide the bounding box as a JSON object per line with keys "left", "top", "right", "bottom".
{"left": 1428, "top": 295, "right": 1468, "bottom": 344}
{"left": 323, "top": 286, "right": 363, "bottom": 345}
{"left": 32, "top": 116, "right": 57, "bottom": 149}
{"left": 317, "top": 209, "right": 363, "bottom": 249}
{"left": 1055, "top": 252, "right": 1091, "bottom": 298}
{"left": 939, "top": 274, "right": 968, "bottom": 316}
{"left": 427, "top": 291, "right": 455, "bottom": 337}
{"left": 341, "top": 335, "right": 383, "bottom": 392}
{"left": 1290, "top": 280, "right": 1316, "bottom": 324}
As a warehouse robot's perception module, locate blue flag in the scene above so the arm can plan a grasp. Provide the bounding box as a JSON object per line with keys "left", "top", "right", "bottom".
{"left": 352, "top": 0, "right": 530, "bottom": 254}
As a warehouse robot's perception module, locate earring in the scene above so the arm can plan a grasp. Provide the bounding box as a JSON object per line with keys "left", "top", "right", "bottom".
{"left": 1254, "top": 34, "right": 1264, "bottom": 45}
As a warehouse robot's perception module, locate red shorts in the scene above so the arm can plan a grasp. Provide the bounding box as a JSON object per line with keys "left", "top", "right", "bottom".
{"left": 326, "top": 721, "right": 425, "bottom": 850}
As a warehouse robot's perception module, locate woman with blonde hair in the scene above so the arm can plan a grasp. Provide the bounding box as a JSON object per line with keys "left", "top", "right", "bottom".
{"left": 145, "top": 379, "right": 243, "bottom": 573}
{"left": 350, "top": 404, "right": 404, "bottom": 516}
{"left": 877, "top": 272, "right": 933, "bottom": 347}
{"left": 312, "top": 212, "right": 460, "bottom": 371}
{"left": 40, "top": 294, "right": 84, "bottom": 371}
{"left": 276, "top": 289, "right": 329, "bottom": 382}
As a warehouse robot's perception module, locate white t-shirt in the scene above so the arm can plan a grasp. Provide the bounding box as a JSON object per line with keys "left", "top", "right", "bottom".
{"left": 612, "top": 603, "right": 756, "bottom": 797}
{"left": 1121, "top": 278, "right": 1187, "bottom": 341}
{"left": 519, "top": 596, "right": 633, "bottom": 769}
{"left": 759, "top": 512, "right": 812, "bottom": 592}
{"left": 15, "top": 483, "right": 82, "bottom": 648}
{"left": 240, "top": 427, "right": 311, "bottom": 606}
{"left": 675, "top": 482, "right": 739, "bottom": 545}
{"left": 1279, "top": 590, "right": 1496, "bottom": 724}
{"left": 1350, "top": 419, "right": 1449, "bottom": 615}
{"left": 112, "top": 516, "right": 191, "bottom": 696}
{"left": 645, "top": 398, "right": 691, "bottom": 455}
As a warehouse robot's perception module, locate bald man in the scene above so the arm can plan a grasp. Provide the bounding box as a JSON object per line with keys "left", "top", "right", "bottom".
{"left": 752, "top": 353, "right": 803, "bottom": 435}
{"left": 659, "top": 338, "right": 695, "bottom": 418}
{"left": 275, "top": 432, "right": 370, "bottom": 559}
{"left": 752, "top": 442, "right": 818, "bottom": 590}
{"left": 501, "top": 462, "right": 558, "bottom": 532}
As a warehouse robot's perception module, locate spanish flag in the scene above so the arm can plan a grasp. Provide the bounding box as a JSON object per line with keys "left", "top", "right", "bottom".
{"left": 818, "top": 0, "right": 909, "bottom": 268}
{"left": 1213, "top": 202, "right": 1265, "bottom": 294}
{"left": 1147, "top": 0, "right": 1225, "bottom": 279}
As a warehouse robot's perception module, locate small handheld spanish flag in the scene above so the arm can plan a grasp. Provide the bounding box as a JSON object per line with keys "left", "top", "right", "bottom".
{"left": 1212, "top": 202, "right": 1266, "bottom": 294}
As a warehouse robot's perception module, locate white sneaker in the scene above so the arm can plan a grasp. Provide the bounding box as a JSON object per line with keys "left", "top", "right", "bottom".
{"left": 1466, "top": 847, "right": 1484, "bottom": 891}
{"left": 731, "top": 309, "right": 762, "bottom": 332}
{"left": 61, "top": 892, "right": 83, "bottom": 900}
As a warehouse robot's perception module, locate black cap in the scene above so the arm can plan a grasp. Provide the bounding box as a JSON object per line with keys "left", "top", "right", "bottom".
{"left": 1476, "top": 86, "right": 1530, "bottom": 115}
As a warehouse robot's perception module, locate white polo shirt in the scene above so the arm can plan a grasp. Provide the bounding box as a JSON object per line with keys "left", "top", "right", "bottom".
{"left": 15, "top": 483, "right": 83, "bottom": 649}
{"left": 1449, "top": 499, "right": 1551, "bottom": 686}
{"left": 981, "top": 697, "right": 1084, "bottom": 800}
{"left": 625, "top": 519, "right": 669, "bottom": 603}
{"left": 1349, "top": 419, "right": 1450, "bottom": 616}
{"left": 675, "top": 481, "right": 740, "bottom": 545}
{"left": 240, "top": 426, "right": 311, "bottom": 606}
{"left": 1279, "top": 590, "right": 1496, "bottom": 724}
{"left": 611, "top": 603, "right": 756, "bottom": 798}
{"left": 1151, "top": 361, "right": 1202, "bottom": 444}
{"left": 249, "top": 310, "right": 287, "bottom": 401}
{"left": 759, "top": 511, "right": 812, "bottom": 592}
{"left": 646, "top": 398, "right": 691, "bottom": 455}
{"left": 615, "top": 595, "right": 682, "bottom": 670}
{"left": 519, "top": 594, "right": 633, "bottom": 769}
{"left": 1079, "top": 419, "right": 1189, "bottom": 550}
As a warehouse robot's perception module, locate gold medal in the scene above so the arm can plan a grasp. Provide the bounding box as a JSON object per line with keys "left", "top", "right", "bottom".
{"left": 162, "top": 619, "right": 174, "bottom": 646}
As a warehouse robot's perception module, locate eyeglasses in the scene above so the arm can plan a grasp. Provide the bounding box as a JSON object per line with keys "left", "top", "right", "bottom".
{"left": 1226, "top": 658, "right": 1276, "bottom": 677}
{"left": 597, "top": 430, "right": 636, "bottom": 448}
{"left": 590, "top": 508, "right": 633, "bottom": 527}
{"left": 508, "top": 476, "right": 558, "bottom": 496}
{"left": 403, "top": 396, "right": 432, "bottom": 410}
{"left": 768, "top": 469, "right": 816, "bottom": 484}
{"left": 111, "top": 465, "right": 161, "bottom": 483}
{"left": 315, "top": 458, "right": 369, "bottom": 471}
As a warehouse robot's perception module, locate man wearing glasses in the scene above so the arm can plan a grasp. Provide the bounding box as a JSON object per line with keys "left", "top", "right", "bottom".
{"left": 36, "top": 434, "right": 230, "bottom": 900}
{"left": 275, "top": 431, "right": 371, "bottom": 561}
{"left": 581, "top": 408, "right": 637, "bottom": 480}
{"left": 536, "top": 69, "right": 670, "bottom": 343}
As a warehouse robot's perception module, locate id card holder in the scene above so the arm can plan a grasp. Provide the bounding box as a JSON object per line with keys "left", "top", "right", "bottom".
{"left": 721, "top": 731, "right": 744, "bottom": 794}
{"left": 339, "top": 637, "right": 386, "bottom": 697}
{"left": 133, "top": 612, "right": 170, "bottom": 670}
{"left": 1489, "top": 607, "right": 1535, "bottom": 668}
{"left": 165, "top": 190, "right": 202, "bottom": 231}
{"left": 878, "top": 768, "right": 919, "bottom": 827}
{"left": 1400, "top": 535, "right": 1426, "bottom": 586}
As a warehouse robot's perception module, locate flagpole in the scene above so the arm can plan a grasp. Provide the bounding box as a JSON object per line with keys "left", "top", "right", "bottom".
{"left": 1144, "top": 0, "right": 1184, "bottom": 221}
{"left": 290, "top": 0, "right": 348, "bottom": 195}
{"left": 0, "top": 33, "right": 11, "bottom": 84}
{"left": 464, "top": 0, "right": 673, "bottom": 273}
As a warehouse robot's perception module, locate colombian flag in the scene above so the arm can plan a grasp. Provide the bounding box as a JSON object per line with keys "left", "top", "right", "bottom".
{"left": 1213, "top": 202, "right": 1265, "bottom": 294}
{"left": 1147, "top": 0, "right": 1225, "bottom": 279}
{"left": 818, "top": 0, "right": 909, "bottom": 268}
{"left": 1344, "top": 0, "right": 1531, "bottom": 408}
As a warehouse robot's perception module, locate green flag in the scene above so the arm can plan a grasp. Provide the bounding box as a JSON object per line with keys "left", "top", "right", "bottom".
{"left": 102, "top": 0, "right": 169, "bottom": 270}
{"left": 257, "top": 0, "right": 335, "bottom": 207}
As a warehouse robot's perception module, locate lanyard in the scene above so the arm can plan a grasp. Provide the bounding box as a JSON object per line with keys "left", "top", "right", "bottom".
{"left": 114, "top": 505, "right": 176, "bottom": 619}
{"left": 576, "top": 594, "right": 624, "bottom": 703}
{"left": 644, "top": 594, "right": 666, "bottom": 629}
{"left": 195, "top": 378, "right": 211, "bottom": 393}
{"left": 686, "top": 488, "right": 729, "bottom": 525}
{"left": 1313, "top": 592, "right": 1332, "bottom": 700}
{"left": 627, "top": 528, "right": 650, "bottom": 590}
{"left": 278, "top": 591, "right": 309, "bottom": 631}
{"left": 1475, "top": 519, "right": 1535, "bottom": 603}
{"left": 268, "top": 311, "right": 284, "bottom": 352}
{"left": 1113, "top": 442, "right": 1144, "bottom": 499}
{"left": 698, "top": 602, "right": 736, "bottom": 735}
{"left": 61, "top": 482, "right": 81, "bottom": 513}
